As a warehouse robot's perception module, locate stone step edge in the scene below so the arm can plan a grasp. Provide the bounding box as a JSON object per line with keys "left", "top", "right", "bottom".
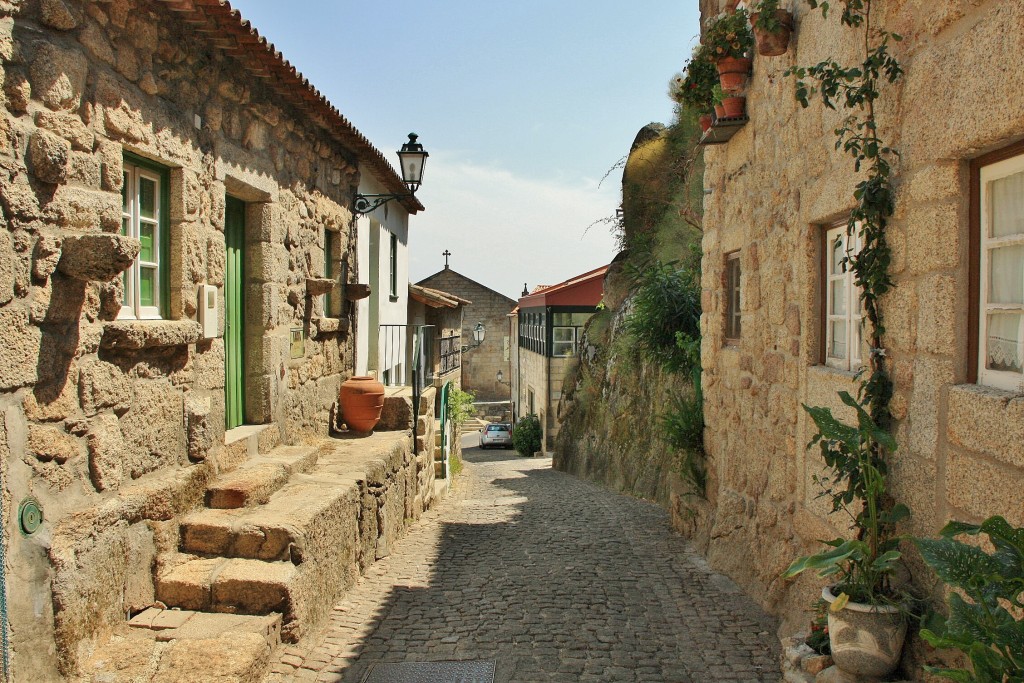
{"left": 155, "top": 557, "right": 297, "bottom": 618}
{"left": 129, "top": 607, "right": 282, "bottom": 647}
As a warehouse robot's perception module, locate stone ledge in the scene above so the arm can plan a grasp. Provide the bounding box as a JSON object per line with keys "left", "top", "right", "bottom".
{"left": 947, "top": 383, "right": 1024, "bottom": 469}
{"left": 101, "top": 319, "right": 203, "bottom": 350}
{"left": 310, "top": 316, "right": 350, "bottom": 337}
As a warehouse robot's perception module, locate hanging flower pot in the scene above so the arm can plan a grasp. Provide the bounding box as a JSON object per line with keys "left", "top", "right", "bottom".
{"left": 717, "top": 56, "right": 753, "bottom": 93}
{"left": 722, "top": 95, "right": 746, "bottom": 118}
{"left": 339, "top": 375, "right": 385, "bottom": 434}
{"left": 699, "top": 114, "right": 713, "bottom": 133}
{"left": 751, "top": 10, "right": 794, "bottom": 56}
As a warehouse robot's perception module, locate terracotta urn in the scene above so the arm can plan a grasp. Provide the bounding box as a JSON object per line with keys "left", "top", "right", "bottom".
{"left": 339, "top": 375, "right": 385, "bottom": 434}
{"left": 752, "top": 10, "right": 795, "bottom": 57}
{"left": 716, "top": 56, "right": 752, "bottom": 93}
{"left": 821, "top": 586, "right": 907, "bottom": 679}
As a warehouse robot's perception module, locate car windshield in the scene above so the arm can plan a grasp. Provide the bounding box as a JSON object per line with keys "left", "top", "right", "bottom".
{"left": 486, "top": 425, "right": 509, "bottom": 432}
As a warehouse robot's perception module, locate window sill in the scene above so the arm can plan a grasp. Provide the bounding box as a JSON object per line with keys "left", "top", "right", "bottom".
{"left": 947, "top": 383, "right": 1024, "bottom": 468}
{"left": 101, "top": 319, "right": 202, "bottom": 350}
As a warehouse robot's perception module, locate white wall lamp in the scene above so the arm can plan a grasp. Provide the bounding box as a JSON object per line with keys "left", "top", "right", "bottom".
{"left": 353, "top": 133, "right": 429, "bottom": 215}
{"left": 462, "top": 322, "right": 486, "bottom": 353}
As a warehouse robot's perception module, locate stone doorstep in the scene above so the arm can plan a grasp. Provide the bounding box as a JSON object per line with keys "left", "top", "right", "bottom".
{"left": 88, "top": 614, "right": 279, "bottom": 683}
{"left": 156, "top": 556, "right": 296, "bottom": 617}
{"left": 129, "top": 608, "right": 281, "bottom": 648}
{"left": 219, "top": 423, "right": 282, "bottom": 474}
{"left": 180, "top": 478, "right": 358, "bottom": 562}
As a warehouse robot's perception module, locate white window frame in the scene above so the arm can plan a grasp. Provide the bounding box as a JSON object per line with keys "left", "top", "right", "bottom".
{"left": 120, "top": 162, "right": 163, "bottom": 320}
{"left": 552, "top": 326, "right": 577, "bottom": 357}
{"left": 824, "top": 222, "right": 865, "bottom": 371}
{"left": 978, "top": 153, "right": 1024, "bottom": 392}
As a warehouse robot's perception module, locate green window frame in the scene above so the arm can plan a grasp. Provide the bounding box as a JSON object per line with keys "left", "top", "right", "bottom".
{"left": 121, "top": 153, "right": 170, "bottom": 319}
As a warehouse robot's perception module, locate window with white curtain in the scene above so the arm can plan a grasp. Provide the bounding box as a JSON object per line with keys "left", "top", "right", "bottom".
{"left": 978, "top": 153, "right": 1024, "bottom": 392}
{"left": 824, "top": 222, "right": 866, "bottom": 371}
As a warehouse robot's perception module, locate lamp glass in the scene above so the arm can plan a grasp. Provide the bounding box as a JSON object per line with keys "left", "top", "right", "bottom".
{"left": 473, "top": 322, "right": 485, "bottom": 344}
{"left": 496, "top": 370, "right": 504, "bottom": 383}
{"left": 397, "top": 134, "right": 428, "bottom": 191}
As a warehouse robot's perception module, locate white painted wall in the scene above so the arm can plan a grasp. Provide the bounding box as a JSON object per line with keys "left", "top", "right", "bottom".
{"left": 355, "top": 169, "right": 411, "bottom": 384}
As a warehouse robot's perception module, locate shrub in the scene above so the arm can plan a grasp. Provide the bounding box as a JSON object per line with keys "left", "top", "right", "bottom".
{"left": 512, "top": 414, "right": 542, "bottom": 457}
{"left": 661, "top": 366, "right": 706, "bottom": 494}
{"left": 446, "top": 386, "right": 475, "bottom": 432}
{"left": 624, "top": 252, "right": 701, "bottom": 373}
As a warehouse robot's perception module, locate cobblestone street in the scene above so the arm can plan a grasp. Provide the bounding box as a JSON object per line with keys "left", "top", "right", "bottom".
{"left": 267, "top": 438, "right": 780, "bottom": 682}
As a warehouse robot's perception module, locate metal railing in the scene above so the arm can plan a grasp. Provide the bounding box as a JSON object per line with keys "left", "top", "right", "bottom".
{"left": 378, "top": 324, "right": 407, "bottom": 385}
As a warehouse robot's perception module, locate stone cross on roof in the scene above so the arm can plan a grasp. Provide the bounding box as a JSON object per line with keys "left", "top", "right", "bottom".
{"left": 443, "top": 249, "right": 451, "bottom": 269}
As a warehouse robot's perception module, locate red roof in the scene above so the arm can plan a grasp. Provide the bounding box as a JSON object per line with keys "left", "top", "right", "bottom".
{"left": 517, "top": 264, "right": 608, "bottom": 309}
{"left": 162, "top": 0, "right": 423, "bottom": 214}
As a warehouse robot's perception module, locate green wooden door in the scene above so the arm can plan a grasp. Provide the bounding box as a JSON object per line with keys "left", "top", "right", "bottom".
{"left": 225, "top": 197, "right": 245, "bottom": 429}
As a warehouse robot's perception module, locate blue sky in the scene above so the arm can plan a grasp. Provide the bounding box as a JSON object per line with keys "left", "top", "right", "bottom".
{"left": 229, "top": 1, "right": 700, "bottom": 298}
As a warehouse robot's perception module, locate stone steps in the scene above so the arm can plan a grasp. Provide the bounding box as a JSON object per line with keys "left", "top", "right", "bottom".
{"left": 205, "top": 445, "right": 318, "bottom": 509}
{"left": 181, "top": 477, "right": 357, "bottom": 562}
{"left": 157, "top": 556, "right": 296, "bottom": 616}
{"left": 79, "top": 609, "right": 280, "bottom": 682}
{"left": 156, "top": 440, "right": 379, "bottom": 642}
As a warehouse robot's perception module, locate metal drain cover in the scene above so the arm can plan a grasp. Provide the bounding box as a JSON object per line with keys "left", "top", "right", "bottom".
{"left": 361, "top": 660, "right": 496, "bottom": 683}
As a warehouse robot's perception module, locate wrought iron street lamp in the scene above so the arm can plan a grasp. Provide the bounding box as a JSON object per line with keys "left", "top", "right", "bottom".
{"left": 353, "top": 133, "right": 429, "bottom": 215}
{"left": 496, "top": 370, "right": 510, "bottom": 386}
{"left": 462, "top": 322, "right": 485, "bottom": 353}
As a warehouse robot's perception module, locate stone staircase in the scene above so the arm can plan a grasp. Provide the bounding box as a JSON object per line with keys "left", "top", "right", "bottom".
{"left": 81, "top": 425, "right": 426, "bottom": 682}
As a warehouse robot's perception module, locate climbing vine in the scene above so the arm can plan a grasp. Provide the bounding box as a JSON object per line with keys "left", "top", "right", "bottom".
{"left": 781, "top": 0, "right": 909, "bottom": 603}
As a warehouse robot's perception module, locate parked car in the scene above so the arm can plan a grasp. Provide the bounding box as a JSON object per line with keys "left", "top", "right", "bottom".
{"left": 479, "top": 423, "right": 513, "bottom": 449}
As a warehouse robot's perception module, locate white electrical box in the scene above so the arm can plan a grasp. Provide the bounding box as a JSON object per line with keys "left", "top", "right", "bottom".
{"left": 198, "top": 284, "right": 219, "bottom": 339}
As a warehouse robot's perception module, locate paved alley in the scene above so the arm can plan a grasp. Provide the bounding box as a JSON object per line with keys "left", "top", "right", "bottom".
{"left": 266, "top": 440, "right": 780, "bottom": 683}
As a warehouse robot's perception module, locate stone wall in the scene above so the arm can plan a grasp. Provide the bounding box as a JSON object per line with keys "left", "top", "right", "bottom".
{"left": 0, "top": 1, "right": 376, "bottom": 677}
{"left": 698, "top": 0, "right": 1024, "bottom": 668}
{"left": 416, "top": 268, "right": 515, "bottom": 401}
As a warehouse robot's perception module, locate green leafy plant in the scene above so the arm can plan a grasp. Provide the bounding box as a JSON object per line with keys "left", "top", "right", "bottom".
{"left": 914, "top": 516, "right": 1024, "bottom": 682}
{"left": 512, "top": 414, "right": 542, "bottom": 457}
{"left": 782, "top": 391, "right": 907, "bottom": 605}
{"left": 446, "top": 386, "right": 475, "bottom": 432}
{"left": 673, "top": 44, "right": 718, "bottom": 112}
{"left": 623, "top": 254, "right": 701, "bottom": 373}
{"left": 781, "top": 0, "right": 906, "bottom": 610}
{"left": 704, "top": 9, "right": 755, "bottom": 61}
{"left": 661, "top": 365, "right": 706, "bottom": 494}
{"left": 751, "top": 0, "right": 787, "bottom": 34}
{"left": 807, "top": 598, "right": 832, "bottom": 656}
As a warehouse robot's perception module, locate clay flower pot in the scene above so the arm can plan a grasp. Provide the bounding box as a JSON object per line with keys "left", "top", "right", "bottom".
{"left": 751, "top": 10, "right": 794, "bottom": 57}
{"left": 699, "top": 114, "right": 713, "bottom": 133}
{"left": 339, "top": 375, "right": 385, "bottom": 434}
{"left": 716, "top": 56, "right": 752, "bottom": 93}
{"left": 722, "top": 95, "right": 746, "bottom": 118}
{"left": 821, "top": 586, "right": 907, "bottom": 679}
{"left": 714, "top": 103, "right": 727, "bottom": 119}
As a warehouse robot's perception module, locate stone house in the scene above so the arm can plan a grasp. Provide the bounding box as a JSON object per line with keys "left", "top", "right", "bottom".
{"left": 416, "top": 264, "right": 516, "bottom": 402}
{"left": 0, "top": 0, "right": 431, "bottom": 679}
{"left": 696, "top": 0, "right": 1024, "bottom": 661}
{"left": 510, "top": 265, "right": 607, "bottom": 453}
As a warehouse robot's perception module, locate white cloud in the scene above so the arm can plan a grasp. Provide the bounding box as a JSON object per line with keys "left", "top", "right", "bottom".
{"left": 408, "top": 151, "right": 621, "bottom": 300}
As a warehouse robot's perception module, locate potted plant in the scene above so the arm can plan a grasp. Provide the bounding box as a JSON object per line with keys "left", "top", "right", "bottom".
{"left": 782, "top": 391, "right": 910, "bottom": 679}
{"left": 750, "top": 0, "right": 795, "bottom": 56}
{"left": 671, "top": 45, "right": 718, "bottom": 132}
{"left": 711, "top": 84, "right": 727, "bottom": 120}
{"left": 703, "top": 9, "right": 754, "bottom": 92}
{"left": 721, "top": 92, "right": 746, "bottom": 118}
{"left": 914, "top": 516, "right": 1024, "bottom": 682}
